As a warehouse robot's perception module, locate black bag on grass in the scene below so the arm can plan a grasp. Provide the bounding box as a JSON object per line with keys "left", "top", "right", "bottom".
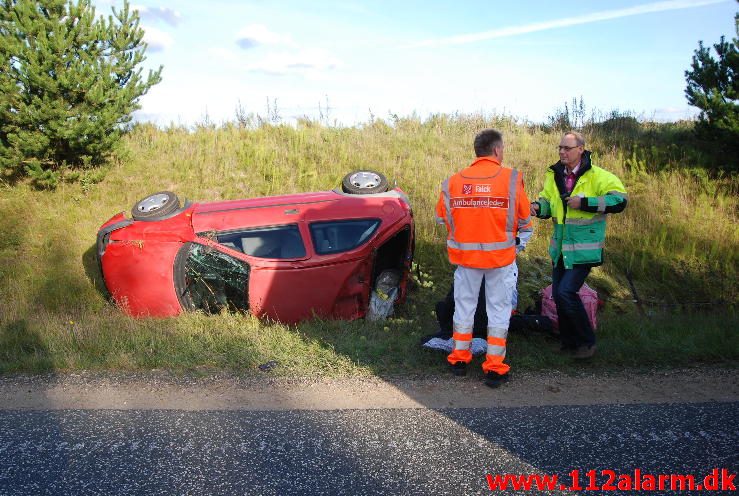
{"left": 434, "top": 281, "right": 490, "bottom": 339}
{"left": 435, "top": 282, "right": 553, "bottom": 338}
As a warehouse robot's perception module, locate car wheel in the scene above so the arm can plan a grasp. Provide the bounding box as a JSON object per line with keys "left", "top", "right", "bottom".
{"left": 131, "top": 191, "right": 181, "bottom": 220}
{"left": 341, "top": 170, "right": 389, "bottom": 195}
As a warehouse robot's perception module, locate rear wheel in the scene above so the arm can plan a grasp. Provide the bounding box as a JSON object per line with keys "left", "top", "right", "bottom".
{"left": 131, "top": 191, "right": 180, "bottom": 220}
{"left": 341, "top": 170, "right": 388, "bottom": 195}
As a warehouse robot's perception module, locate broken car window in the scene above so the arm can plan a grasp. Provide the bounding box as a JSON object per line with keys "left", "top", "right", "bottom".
{"left": 216, "top": 224, "right": 306, "bottom": 259}
{"left": 180, "top": 243, "right": 250, "bottom": 313}
{"left": 310, "top": 219, "right": 381, "bottom": 255}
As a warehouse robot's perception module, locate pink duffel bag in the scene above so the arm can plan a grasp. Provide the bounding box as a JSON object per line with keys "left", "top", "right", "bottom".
{"left": 541, "top": 283, "right": 600, "bottom": 331}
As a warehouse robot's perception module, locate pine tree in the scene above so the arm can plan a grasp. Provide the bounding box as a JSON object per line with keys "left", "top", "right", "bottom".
{"left": 684, "top": 11, "right": 738, "bottom": 169}
{"left": 0, "top": 0, "right": 162, "bottom": 187}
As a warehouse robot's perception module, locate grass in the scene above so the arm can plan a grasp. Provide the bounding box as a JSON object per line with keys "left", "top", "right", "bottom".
{"left": 1, "top": 304, "right": 735, "bottom": 376}
{"left": 0, "top": 113, "right": 737, "bottom": 375}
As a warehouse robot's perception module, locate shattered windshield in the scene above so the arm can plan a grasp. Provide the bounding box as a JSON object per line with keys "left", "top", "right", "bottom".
{"left": 178, "top": 243, "right": 250, "bottom": 313}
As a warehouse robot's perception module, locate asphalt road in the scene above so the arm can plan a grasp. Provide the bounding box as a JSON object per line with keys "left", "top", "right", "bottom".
{"left": 1, "top": 402, "right": 737, "bottom": 496}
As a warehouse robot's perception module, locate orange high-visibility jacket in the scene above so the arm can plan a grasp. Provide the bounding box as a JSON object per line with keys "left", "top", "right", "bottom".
{"left": 436, "top": 157, "right": 533, "bottom": 269}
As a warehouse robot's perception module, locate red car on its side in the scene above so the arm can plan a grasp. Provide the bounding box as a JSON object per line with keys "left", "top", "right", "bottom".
{"left": 96, "top": 171, "right": 414, "bottom": 324}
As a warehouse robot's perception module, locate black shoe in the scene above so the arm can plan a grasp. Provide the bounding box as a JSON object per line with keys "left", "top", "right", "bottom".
{"left": 449, "top": 361, "right": 467, "bottom": 376}
{"left": 484, "top": 372, "right": 509, "bottom": 388}
{"left": 558, "top": 345, "right": 576, "bottom": 355}
{"left": 573, "top": 344, "right": 596, "bottom": 360}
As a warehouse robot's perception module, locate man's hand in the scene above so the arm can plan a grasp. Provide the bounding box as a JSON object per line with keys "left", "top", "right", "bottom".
{"left": 529, "top": 202, "right": 540, "bottom": 216}
{"left": 565, "top": 196, "right": 582, "bottom": 209}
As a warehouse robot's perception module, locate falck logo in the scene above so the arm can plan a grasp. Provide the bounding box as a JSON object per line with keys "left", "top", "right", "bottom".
{"left": 462, "top": 184, "right": 473, "bottom": 195}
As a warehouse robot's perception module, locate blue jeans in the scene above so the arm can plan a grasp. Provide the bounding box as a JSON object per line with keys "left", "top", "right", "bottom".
{"left": 552, "top": 262, "right": 594, "bottom": 349}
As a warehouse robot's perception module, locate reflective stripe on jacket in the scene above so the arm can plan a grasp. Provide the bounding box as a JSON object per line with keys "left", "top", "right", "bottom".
{"left": 436, "top": 157, "right": 532, "bottom": 269}
{"left": 535, "top": 151, "right": 627, "bottom": 269}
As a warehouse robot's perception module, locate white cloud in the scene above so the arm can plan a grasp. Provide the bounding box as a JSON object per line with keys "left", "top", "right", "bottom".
{"left": 142, "top": 25, "right": 173, "bottom": 52}
{"left": 414, "top": 0, "right": 726, "bottom": 47}
{"left": 208, "top": 46, "right": 239, "bottom": 62}
{"left": 245, "top": 48, "right": 341, "bottom": 75}
{"left": 236, "top": 24, "right": 292, "bottom": 49}
{"left": 131, "top": 5, "right": 182, "bottom": 26}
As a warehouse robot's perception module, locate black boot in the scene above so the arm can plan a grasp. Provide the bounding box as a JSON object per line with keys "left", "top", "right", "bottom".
{"left": 484, "top": 371, "right": 509, "bottom": 388}
{"left": 449, "top": 361, "right": 467, "bottom": 376}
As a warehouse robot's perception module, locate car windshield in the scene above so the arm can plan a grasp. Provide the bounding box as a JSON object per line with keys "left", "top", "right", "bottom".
{"left": 216, "top": 224, "right": 306, "bottom": 259}
{"left": 310, "top": 219, "right": 380, "bottom": 255}
{"left": 180, "top": 243, "right": 250, "bottom": 313}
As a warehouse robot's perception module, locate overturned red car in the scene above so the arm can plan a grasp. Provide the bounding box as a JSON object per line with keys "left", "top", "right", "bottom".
{"left": 96, "top": 171, "right": 415, "bottom": 324}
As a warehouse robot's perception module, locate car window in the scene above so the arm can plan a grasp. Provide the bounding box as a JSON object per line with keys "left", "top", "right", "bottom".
{"left": 178, "top": 243, "right": 250, "bottom": 313}
{"left": 310, "top": 219, "right": 380, "bottom": 255}
{"left": 216, "top": 224, "right": 306, "bottom": 259}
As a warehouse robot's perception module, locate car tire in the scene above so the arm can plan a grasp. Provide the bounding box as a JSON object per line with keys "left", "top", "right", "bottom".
{"left": 131, "top": 191, "right": 181, "bottom": 220}
{"left": 341, "top": 170, "right": 389, "bottom": 195}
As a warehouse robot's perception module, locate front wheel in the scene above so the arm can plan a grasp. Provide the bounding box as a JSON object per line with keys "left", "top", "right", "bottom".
{"left": 341, "top": 170, "right": 389, "bottom": 195}
{"left": 131, "top": 191, "right": 180, "bottom": 220}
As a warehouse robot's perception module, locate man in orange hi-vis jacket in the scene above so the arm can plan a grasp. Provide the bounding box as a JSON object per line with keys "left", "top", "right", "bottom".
{"left": 436, "top": 129, "right": 533, "bottom": 388}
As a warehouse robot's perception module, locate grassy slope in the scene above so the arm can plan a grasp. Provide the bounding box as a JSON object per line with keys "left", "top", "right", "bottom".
{"left": 0, "top": 115, "right": 737, "bottom": 375}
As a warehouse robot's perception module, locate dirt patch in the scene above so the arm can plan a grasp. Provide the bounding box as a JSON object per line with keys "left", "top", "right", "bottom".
{"left": 1, "top": 366, "right": 736, "bottom": 411}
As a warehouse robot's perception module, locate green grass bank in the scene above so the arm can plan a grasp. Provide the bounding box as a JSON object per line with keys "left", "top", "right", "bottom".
{"left": 0, "top": 114, "right": 737, "bottom": 375}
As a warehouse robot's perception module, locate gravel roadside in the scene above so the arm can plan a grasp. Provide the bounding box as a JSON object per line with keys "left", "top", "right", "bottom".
{"left": 0, "top": 366, "right": 736, "bottom": 411}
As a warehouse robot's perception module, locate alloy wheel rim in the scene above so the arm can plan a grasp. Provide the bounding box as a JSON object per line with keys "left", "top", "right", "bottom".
{"left": 349, "top": 171, "right": 381, "bottom": 189}
{"left": 137, "top": 193, "right": 170, "bottom": 213}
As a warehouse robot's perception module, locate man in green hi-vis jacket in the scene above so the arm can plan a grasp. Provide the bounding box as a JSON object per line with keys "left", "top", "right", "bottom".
{"left": 530, "top": 131, "right": 628, "bottom": 359}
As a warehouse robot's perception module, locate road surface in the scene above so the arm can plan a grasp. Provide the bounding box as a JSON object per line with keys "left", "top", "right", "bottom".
{"left": 0, "top": 368, "right": 736, "bottom": 495}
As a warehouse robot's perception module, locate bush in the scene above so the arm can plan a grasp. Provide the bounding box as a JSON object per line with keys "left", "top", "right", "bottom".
{"left": 684, "top": 12, "right": 739, "bottom": 172}
{"left": 0, "top": 0, "right": 162, "bottom": 188}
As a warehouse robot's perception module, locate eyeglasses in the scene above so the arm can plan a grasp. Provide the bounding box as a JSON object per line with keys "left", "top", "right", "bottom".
{"left": 558, "top": 145, "right": 580, "bottom": 151}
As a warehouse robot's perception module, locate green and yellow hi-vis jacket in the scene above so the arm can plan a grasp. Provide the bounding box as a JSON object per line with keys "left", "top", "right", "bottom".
{"left": 534, "top": 151, "right": 627, "bottom": 268}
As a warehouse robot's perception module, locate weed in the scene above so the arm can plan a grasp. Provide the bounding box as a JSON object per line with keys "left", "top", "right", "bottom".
{"left": 0, "top": 113, "right": 736, "bottom": 374}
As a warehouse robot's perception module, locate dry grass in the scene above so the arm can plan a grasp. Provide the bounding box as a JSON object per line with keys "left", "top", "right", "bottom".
{"left": 0, "top": 114, "right": 737, "bottom": 374}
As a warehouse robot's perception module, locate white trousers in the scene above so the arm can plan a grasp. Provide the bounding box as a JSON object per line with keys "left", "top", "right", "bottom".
{"left": 452, "top": 262, "right": 516, "bottom": 330}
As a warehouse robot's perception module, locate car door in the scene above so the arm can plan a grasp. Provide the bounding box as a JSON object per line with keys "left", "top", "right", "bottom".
{"left": 249, "top": 219, "right": 381, "bottom": 323}
{"left": 174, "top": 223, "right": 308, "bottom": 314}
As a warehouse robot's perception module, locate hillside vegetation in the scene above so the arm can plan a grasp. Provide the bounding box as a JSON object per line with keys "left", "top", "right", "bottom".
{"left": 0, "top": 114, "right": 737, "bottom": 374}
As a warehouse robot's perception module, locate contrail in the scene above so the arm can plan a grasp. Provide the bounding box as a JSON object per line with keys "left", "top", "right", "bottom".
{"left": 414, "top": 0, "right": 727, "bottom": 47}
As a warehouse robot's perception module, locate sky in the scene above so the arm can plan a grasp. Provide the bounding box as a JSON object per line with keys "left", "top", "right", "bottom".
{"left": 93, "top": 0, "right": 738, "bottom": 126}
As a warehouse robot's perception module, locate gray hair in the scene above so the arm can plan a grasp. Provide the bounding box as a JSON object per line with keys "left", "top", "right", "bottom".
{"left": 563, "top": 131, "right": 585, "bottom": 147}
